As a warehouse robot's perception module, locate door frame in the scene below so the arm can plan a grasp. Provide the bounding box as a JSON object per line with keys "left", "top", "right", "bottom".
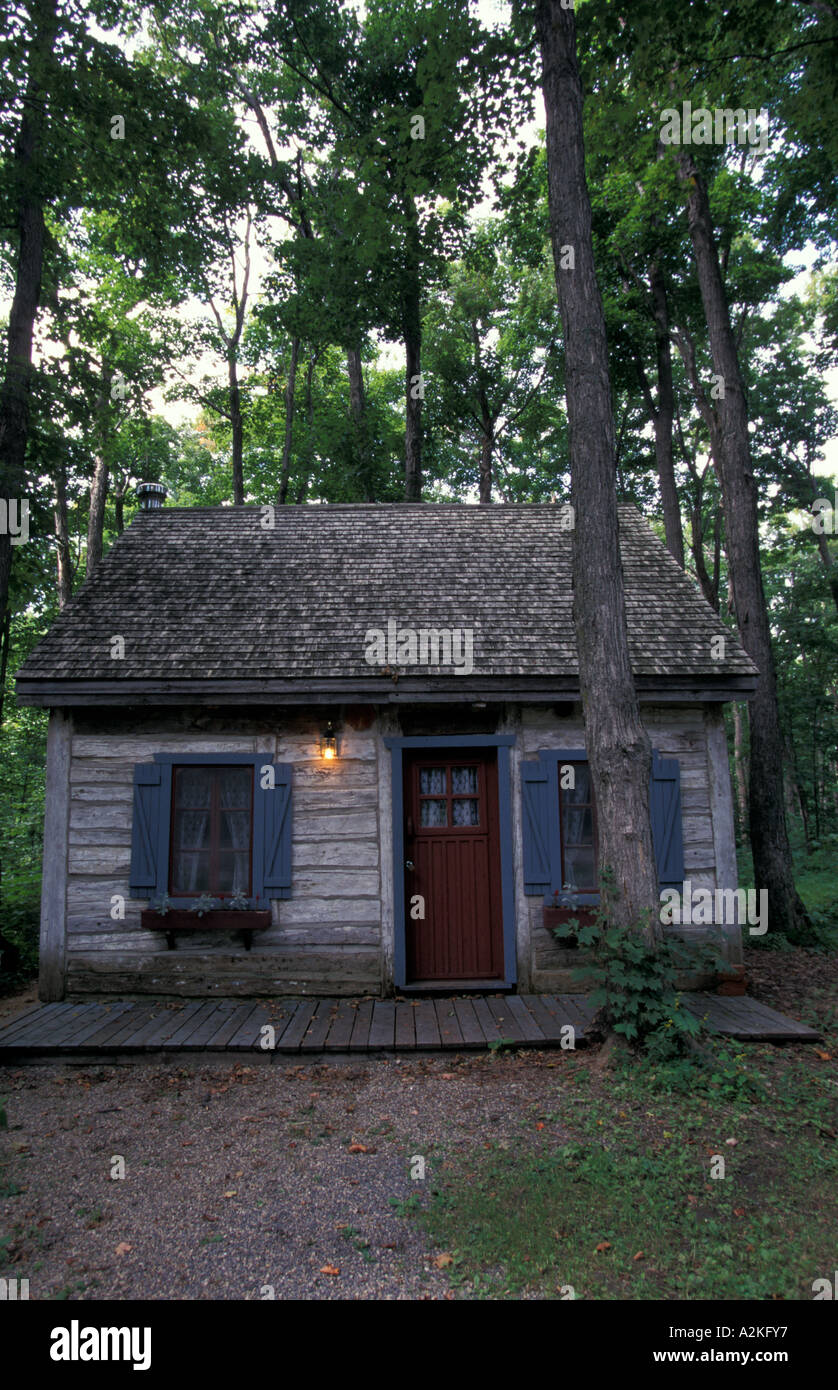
{"left": 384, "top": 735, "right": 517, "bottom": 990}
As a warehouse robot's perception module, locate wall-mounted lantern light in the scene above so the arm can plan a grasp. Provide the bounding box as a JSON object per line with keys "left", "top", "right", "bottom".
{"left": 321, "top": 721, "right": 338, "bottom": 761}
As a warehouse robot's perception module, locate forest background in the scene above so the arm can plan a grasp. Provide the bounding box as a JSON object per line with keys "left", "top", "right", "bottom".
{"left": 1, "top": 0, "right": 836, "bottom": 985}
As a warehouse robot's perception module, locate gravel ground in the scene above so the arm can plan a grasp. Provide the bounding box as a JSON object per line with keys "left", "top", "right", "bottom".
{"left": 0, "top": 1047, "right": 572, "bottom": 1301}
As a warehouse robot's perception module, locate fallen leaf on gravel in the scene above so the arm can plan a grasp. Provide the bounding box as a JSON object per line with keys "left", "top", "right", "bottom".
{"left": 594, "top": 1241, "right": 611, "bottom": 1254}
{"left": 431, "top": 1253, "right": 454, "bottom": 1269}
{"left": 814, "top": 1049, "right": 831, "bottom": 1061}
{"left": 115, "top": 1242, "right": 132, "bottom": 1256}
{"left": 633, "top": 1251, "right": 645, "bottom": 1261}
{"left": 348, "top": 1143, "right": 374, "bottom": 1154}
{"left": 223, "top": 1191, "right": 237, "bottom": 1198}
{"left": 535, "top": 1122, "right": 545, "bottom": 1130}
{"left": 181, "top": 1140, "right": 194, "bottom": 1147}
{"left": 733, "top": 1207, "right": 746, "bottom": 1217}
{"left": 725, "top": 1137, "right": 738, "bottom": 1146}
{"left": 202, "top": 1214, "right": 219, "bottom": 1222}
{"left": 320, "top": 1265, "right": 340, "bottom": 1277}
{"left": 441, "top": 1073, "right": 455, "bottom": 1080}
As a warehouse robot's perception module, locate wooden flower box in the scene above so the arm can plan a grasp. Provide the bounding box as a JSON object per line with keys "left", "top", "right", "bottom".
{"left": 141, "top": 909, "right": 271, "bottom": 952}
{"left": 542, "top": 905, "right": 597, "bottom": 945}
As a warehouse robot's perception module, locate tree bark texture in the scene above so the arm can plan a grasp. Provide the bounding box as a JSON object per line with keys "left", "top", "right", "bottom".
{"left": 0, "top": 0, "right": 58, "bottom": 633}
{"left": 679, "top": 152, "right": 810, "bottom": 936}
{"left": 649, "top": 261, "right": 684, "bottom": 566}
{"left": 536, "top": 0, "right": 661, "bottom": 942}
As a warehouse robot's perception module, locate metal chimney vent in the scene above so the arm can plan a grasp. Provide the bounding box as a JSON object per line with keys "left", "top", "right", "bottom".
{"left": 136, "top": 482, "right": 167, "bottom": 511}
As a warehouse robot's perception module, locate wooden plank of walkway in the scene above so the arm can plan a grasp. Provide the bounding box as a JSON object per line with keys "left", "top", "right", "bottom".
{"left": 434, "top": 998, "right": 463, "bottom": 1049}
{"left": 300, "top": 1000, "right": 337, "bottom": 1053}
{"left": 452, "top": 997, "right": 486, "bottom": 1048}
{"left": 133, "top": 1002, "right": 207, "bottom": 1050}
{"left": 323, "top": 999, "right": 359, "bottom": 1052}
{"left": 485, "top": 995, "right": 527, "bottom": 1042}
{"left": 683, "top": 993, "right": 820, "bottom": 1041}
{"left": 368, "top": 1001, "right": 396, "bottom": 1051}
{"left": 0, "top": 1001, "right": 78, "bottom": 1048}
{"left": 36, "top": 1002, "right": 103, "bottom": 1046}
{"left": 60, "top": 1001, "right": 141, "bottom": 1051}
{"left": 413, "top": 999, "right": 440, "bottom": 1047}
{"left": 543, "top": 994, "right": 594, "bottom": 1040}
{"left": 180, "top": 1001, "right": 241, "bottom": 1049}
{"left": 60, "top": 1003, "right": 134, "bottom": 1048}
{"left": 95, "top": 1003, "right": 160, "bottom": 1049}
{"left": 226, "top": 1002, "right": 273, "bottom": 1050}
{"left": 470, "top": 996, "right": 501, "bottom": 1044}
{"left": 349, "top": 999, "right": 374, "bottom": 1051}
{"left": 520, "top": 993, "right": 571, "bottom": 1044}
{"left": 162, "top": 1001, "right": 221, "bottom": 1048}
{"left": 278, "top": 1000, "right": 318, "bottom": 1052}
{"left": 115, "top": 1003, "right": 184, "bottom": 1050}
{"left": 0, "top": 1002, "right": 60, "bottom": 1043}
{"left": 505, "top": 995, "right": 546, "bottom": 1044}
{"left": 394, "top": 1000, "right": 416, "bottom": 1049}
{"left": 204, "top": 1002, "right": 263, "bottom": 1050}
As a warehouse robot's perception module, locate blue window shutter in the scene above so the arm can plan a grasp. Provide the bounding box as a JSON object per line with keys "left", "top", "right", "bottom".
{"left": 650, "top": 752, "right": 685, "bottom": 890}
{"left": 521, "top": 760, "right": 551, "bottom": 894}
{"left": 129, "top": 762, "right": 172, "bottom": 898}
{"left": 254, "top": 762, "right": 293, "bottom": 901}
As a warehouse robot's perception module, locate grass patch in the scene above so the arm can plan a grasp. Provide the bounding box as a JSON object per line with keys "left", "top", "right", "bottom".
{"left": 407, "top": 1042, "right": 838, "bottom": 1300}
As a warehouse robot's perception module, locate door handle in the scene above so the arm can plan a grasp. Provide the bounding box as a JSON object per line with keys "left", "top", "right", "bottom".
{"left": 405, "top": 860, "right": 415, "bottom": 871}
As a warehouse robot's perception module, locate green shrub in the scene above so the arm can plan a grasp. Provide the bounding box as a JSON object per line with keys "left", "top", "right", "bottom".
{"left": 552, "top": 870, "right": 724, "bottom": 1058}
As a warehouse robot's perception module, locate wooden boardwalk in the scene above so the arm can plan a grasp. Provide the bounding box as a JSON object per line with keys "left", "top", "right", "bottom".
{"left": 0, "top": 992, "right": 818, "bottom": 1061}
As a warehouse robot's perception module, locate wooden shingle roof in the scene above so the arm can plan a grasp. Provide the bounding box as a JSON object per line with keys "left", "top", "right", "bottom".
{"left": 16, "top": 504, "right": 758, "bottom": 706}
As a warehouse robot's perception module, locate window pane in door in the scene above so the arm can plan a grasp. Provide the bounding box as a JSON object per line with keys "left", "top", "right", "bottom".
{"left": 451, "top": 766, "right": 478, "bottom": 794}
{"left": 420, "top": 768, "right": 447, "bottom": 795}
{"left": 420, "top": 799, "right": 448, "bottom": 827}
{"left": 452, "top": 799, "right": 479, "bottom": 826}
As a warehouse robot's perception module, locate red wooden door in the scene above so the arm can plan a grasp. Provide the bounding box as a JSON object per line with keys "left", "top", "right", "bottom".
{"left": 403, "top": 750, "right": 504, "bottom": 983}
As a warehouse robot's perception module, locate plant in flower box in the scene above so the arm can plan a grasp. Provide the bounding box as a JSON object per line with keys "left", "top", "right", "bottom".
{"left": 543, "top": 886, "right": 596, "bottom": 945}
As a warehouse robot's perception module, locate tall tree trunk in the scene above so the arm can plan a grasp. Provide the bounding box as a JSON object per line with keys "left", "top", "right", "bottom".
{"left": 347, "top": 347, "right": 365, "bottom": 423}
{"left": 679, "top": 152, "right": 809, "bottom": 936}
{"left": 403, "top": 197, "right": 422, "bottom": 502}
{"left": 228, "top": 355, "right": 244, "bottom": 505}
{"left": 650, "top": 262, "right": 684, "bottom": 566}
{"left": 86, "top": 368, "right": 112, "bottom": 577}
{"left": 731, "top": 700, "right": 748, "bottom": 839}
{"left": 0, "top": 607, "right": 10, "bottom": 728}
{"left": 536, "top": 0, "right": 660, "bottom": 942}
{"left": 0, "top": 0, "right": 57, "bottom": 635}
{"left": 54, "top": 462, "right": 73, "bottom": 609}
{"left": 114, "top": 480, "right": 126, "bottom": 535}
{"left": 86, "top": 457, "right": 108, "bottom": 578}
{"left": 347, "top": 345, "right": 374, "bottom": 501}
{"left": 479, "top": 422, "right": 493, "bottom": 504}
{"left": 277, "top": 338, "right": 299, "bottom": 506}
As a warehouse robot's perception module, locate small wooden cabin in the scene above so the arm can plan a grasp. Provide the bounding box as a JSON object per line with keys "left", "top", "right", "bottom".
{"left": 16, "top": 503, "right": 758, "bottom": 1002}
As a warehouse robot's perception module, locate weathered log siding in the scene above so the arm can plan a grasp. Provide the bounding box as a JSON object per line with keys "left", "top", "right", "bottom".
{"left": 53, "top": 701, "right": 736, "bottom": 999}
{"left": 65, "top": 713, "right": 382, "bottom": 998}
{"left": 521, "top": 704, "right": 738, "bottom": 992}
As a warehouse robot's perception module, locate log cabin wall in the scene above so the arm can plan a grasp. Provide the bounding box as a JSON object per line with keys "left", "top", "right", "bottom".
{"left": 63, "top": 707, "right": 384, "bottom": 999}
{"left": 519, "top": 703, "right": 739, "bottom": 993}
{"left": 49, "top": 700, "right": 735, "bottom": 1000}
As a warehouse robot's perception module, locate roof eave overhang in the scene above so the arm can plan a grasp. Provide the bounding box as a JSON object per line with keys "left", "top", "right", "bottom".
{"left": 15, "top": 672, "right": 759, "bottom": 708}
